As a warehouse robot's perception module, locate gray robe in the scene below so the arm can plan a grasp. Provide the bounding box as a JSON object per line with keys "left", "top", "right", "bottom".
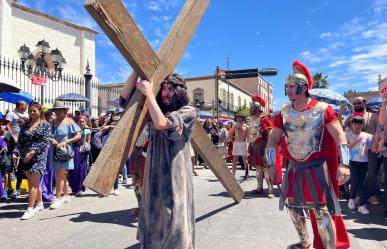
{"left": 138, "top": 106, "right": 196, "bottom": 249}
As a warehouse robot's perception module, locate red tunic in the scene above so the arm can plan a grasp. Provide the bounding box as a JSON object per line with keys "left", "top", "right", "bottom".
{"left": 249, "top": 115, "right": 282, "bottom": 184}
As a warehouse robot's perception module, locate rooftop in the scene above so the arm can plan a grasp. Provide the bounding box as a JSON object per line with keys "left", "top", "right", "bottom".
{"left": 12, "top": 1, "right": 98, "bottom": 35}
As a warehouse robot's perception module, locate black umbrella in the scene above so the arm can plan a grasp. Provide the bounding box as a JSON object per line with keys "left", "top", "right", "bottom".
{"left": 0, "top": 75, "right": 20, "bottom": 93}
{"left": 55, "top": 93, "right": 90, "bottom": 102}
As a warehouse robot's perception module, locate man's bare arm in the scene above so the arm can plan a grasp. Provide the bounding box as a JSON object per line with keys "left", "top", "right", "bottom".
{"left": 119, "top": 71, "right": 139, "bottom": 107}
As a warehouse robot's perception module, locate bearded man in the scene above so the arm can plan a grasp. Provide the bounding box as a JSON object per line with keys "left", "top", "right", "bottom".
{"left": 120, "top": 72, "right": 196, "bottom": 249}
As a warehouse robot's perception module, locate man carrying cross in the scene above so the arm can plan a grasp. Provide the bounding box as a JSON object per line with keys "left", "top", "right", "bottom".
{"left": 121, "top": 71, "right": 196, "bottom": 248}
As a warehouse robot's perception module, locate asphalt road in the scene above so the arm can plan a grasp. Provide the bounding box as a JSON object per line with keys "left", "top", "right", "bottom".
{"left": 1, "top": 166, "right": 386, "bottom": 249}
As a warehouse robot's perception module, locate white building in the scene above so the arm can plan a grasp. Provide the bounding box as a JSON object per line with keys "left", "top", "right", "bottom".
{"left": 186, "top": 75, "right": 253, "bottom": 118}
{"left": 0, "top": 0, "right": 102, "bottom": 116}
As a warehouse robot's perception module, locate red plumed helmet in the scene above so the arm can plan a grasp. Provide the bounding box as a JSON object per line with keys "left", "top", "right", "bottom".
{"left": 292, "top": 60, "right": 313, "bottom": 90}
{"left": 269, "top": 107, "right": 273, "bottom": 113}
{"left": 251, "top": 95, "right": 266, "bottom": 107}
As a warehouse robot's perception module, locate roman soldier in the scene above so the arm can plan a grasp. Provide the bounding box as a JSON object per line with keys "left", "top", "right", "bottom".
{"left": 265, "top": 60, "right": 350, "bottom": 249}
{"left": 249, "top": 95, "right": 281, "bottom": 198}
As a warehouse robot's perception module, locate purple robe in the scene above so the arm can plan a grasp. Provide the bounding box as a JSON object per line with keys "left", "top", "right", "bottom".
{"left": 40, "top": 147, "right": 54, "bottom": 202}
{"left": 68, "top": 144, "right": 88, "bottom": 194}
{"left": 0, "top": 175, "right": 3, "bottom": 197}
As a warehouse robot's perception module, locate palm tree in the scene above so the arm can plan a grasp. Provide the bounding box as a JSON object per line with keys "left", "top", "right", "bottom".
{"left": 312, "top": 72, "right": 329, "bottom": 88}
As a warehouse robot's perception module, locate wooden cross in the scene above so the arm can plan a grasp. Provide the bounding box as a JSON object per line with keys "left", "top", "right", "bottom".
{"left": 83, "top": 0, "right": 244, "bottom": 203}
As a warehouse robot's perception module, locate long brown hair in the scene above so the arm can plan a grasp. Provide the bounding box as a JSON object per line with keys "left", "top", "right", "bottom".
{"left": 29, "top": 102, "right": 45, "bottom": 121}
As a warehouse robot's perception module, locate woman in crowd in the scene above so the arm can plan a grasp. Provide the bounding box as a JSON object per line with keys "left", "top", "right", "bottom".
{"left": 69, "top": 116, "right": 91, "bottom": 196}
{"left": 13, "top": 102, "right": 51, "bottom": 220}
{"left": 0, "top": 118, "right": 15, "bottom": 200}
{"left": 49, "top": 101, "right": 81, "bottom": 209}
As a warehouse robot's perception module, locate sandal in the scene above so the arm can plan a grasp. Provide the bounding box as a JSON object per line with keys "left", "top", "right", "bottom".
{"left": 287, "top": 242, "right": 311, "bottom": 249}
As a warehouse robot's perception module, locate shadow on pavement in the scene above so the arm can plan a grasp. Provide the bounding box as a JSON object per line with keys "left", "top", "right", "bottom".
{"left": 195, "top": 202, "right": 237, "bottom": 223}
{"left": 40, "top": 208, "right": 139, "bottom": 227}
{"left": 0, "top": 211, "right": 23, "bottom": 218}
{"left": 125, "top": 243, "right": 141, "bottom": 249}
{"left": 348, "top": 228, "right": 387, "bottom": 241}
{"left": 69, "top": 208, "right": 139, "bottom": 227}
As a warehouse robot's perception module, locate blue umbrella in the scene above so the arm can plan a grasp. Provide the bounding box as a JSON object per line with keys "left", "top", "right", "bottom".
{"left": 367, "top": 97, "right": 382, "bottom": 107}
{"left": 309, "top": 88, "right": 351, "bottom": 107}
{"left": 0, "top": 90, "right": 34, "bottom": 104}
{"left": 55, "top": 93, "right": 89, "bottom": 102}
{"left": 198, "top": 111, "right": 213, "bottom": 118}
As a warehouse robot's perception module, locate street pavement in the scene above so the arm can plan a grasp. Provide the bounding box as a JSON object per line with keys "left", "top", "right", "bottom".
{"left": 1, "top": 166, "right": 387, "bottom": 249}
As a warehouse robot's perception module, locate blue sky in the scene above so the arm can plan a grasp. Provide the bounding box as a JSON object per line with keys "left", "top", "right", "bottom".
{"left": 19, "top": 0, "right": 387, "bottom": 110}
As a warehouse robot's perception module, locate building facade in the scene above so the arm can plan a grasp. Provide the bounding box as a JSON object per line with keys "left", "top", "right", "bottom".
{"left": 228, "top": 76, "right": 273, "bottom": 113}
{"left": 343, "top": 74, "right": 385, "bottom": 107}
{"left": 185, "top": 75, "right": 253, "bottom": 118}
{"left": 0, "top": 0, "right": 104, "bottom": 116}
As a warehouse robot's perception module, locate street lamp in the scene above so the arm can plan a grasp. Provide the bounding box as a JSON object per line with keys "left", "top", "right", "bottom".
{"left": 18, "top": 39, "right": 66, "bottom": 104}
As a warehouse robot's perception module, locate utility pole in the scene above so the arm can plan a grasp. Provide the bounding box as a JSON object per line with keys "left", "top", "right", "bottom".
{"left": 226, "top": 53, "right": 230, "bottom": 117}
{"left": 215, "top": 66, "right": 219, "bottom": 121}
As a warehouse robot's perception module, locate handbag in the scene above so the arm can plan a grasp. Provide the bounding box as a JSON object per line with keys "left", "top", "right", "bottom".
{"left": 79, "top": 142, "right": 91, "bottom": 153}
{"left": 54, "top": 144, "right": 74, "bottom": 162}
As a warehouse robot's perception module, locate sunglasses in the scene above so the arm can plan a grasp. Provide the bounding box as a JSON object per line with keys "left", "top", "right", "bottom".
{"left": 353, "top": 102, "right": 363, "bottom": 105}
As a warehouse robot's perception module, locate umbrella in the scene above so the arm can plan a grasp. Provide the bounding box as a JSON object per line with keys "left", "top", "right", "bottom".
{"left": 0, "top": 75, "right": 20, "bottom": 93}
{"left": 55, "top": 93, "right": 90, "bottom": 102}
{"left": 198, "top": 111, "right": 213, "bottom": 119}
{"left": 366, "top": 97, "right": 382, "bottom": 107}
{"left": 309, "top": 88, "right": 351, "bottom": 107}
{"left": 0, "top": 91, "right": 34, "bottom": 104}
{"left": 107, "top": 98, "right": 120, "bottom": 107}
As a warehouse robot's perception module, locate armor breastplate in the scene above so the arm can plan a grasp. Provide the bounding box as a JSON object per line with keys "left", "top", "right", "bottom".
{"left": 281, "top": 101, "right": 327, "bottom": 161}
{"left": 249, "top": 116, "right": 262, "bottom": 142}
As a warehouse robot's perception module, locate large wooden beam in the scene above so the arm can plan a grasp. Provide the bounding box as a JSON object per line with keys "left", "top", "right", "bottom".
{"left": 190, "top": 122, "right": 245, "bottom": 203}
{"left": 84, "top": 0, "right": 159, "bottom": 80}
{"left": 84, "top": 0, "right": 210, "bottom": 195}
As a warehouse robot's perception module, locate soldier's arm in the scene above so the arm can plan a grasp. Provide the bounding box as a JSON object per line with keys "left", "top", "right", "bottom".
{"left": 326, "top": 121, "right": 351, "bottom": 185}
{"left": 266, "top": 127, "right": 282, "bottom": 148}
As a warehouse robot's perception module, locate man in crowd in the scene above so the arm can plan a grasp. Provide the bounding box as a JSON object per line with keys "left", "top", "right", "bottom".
{"left": 6, "top": 100, "right": 28, "bottom": 142}
{"left": 5, "top": 100, "right": 28, "bottom": 198}
{"left": 266, "top": 60, "right": 350, "bottom": 249}
{"left": 228, "top": 114, "right": 250, "bottom": 179}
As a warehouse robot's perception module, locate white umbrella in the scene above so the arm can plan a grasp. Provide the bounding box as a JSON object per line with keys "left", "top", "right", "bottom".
{"left": 0, "top": 75, "right": 20, "bottom": 93}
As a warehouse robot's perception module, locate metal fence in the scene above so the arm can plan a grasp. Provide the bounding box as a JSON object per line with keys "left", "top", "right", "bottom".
{"left": 0, "top": 56, "right": 120, "bottom": 117}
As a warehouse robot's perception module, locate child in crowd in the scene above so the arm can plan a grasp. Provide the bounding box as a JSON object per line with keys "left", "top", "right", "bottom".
{"left": 346, "top": 114, "right": 373, "bottom": 214}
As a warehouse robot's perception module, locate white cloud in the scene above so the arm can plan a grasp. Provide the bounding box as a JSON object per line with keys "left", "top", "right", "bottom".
{"left": 182, "top": 51, "right": 191, "bottom": 60}
{"left": 148, "top": 1, "right": 162, "bottom": 12}
{"left": 320, "top": 32, "right": 332, "bottom": 39}
{"left": 300, "top": 51, "right": 322, "bottom": 63}
{"left": 175, "top": 67, "right": 189, "bottom": 76}
{"left": 372, "top": 0, "right": 387, "bottom": 14}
